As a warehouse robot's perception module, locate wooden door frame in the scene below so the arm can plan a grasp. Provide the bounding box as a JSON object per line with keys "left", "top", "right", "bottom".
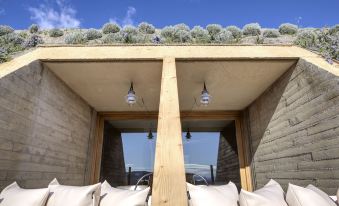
{"left": 89, "top": 110, "right": 253, "bottom": 191}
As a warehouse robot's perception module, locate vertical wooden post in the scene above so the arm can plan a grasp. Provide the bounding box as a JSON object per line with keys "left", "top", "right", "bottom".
{"left": 235, "top": 118, "right": 253, "bottom": 191}
{"left": 90, "top": 115, "right": 105, "bottom": 184}
{"left": 152, "top": 57, "right": 188, "bottom": 206}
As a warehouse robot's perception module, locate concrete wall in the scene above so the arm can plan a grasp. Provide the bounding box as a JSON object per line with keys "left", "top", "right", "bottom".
{"left": 0, "top": 61, "right": 95, "bottom": 189}
{"left": 246, "top": 59, "right": 339, "bottom": 194}
{"left": 100, "top": 122, "right": 126, "bottom": 186}
{"left": 216, "top": 123, "right": 241, "bottom": 188}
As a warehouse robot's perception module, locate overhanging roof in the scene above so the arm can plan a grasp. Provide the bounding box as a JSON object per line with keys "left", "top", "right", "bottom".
{"left": 0, "top": 45, "right": 337, "bottom": 112}
{"left": 1, "top": 45, "right": 338, "bottom": 79}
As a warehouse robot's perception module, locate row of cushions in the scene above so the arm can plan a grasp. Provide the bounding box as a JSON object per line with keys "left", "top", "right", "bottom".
{"left": 242, "top": 180, "right": 338, "bottom": 206}
{"left": 188, "top": 179, "right": 339, "bottom": 206}
{"left": 1, "top": 178, "right": 338, "bottom": 206}
{"left": 0, "top": 179, "right": 149, "bottom": 206}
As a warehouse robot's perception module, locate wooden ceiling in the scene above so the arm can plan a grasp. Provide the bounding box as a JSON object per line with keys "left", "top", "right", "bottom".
{"left": 45, "top": 59, "right": 296, "bottom": 111}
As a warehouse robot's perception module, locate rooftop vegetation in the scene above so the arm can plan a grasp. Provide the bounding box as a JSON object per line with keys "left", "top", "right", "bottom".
{"left": 0, "top": 22, "right": 338, "bottom": 63}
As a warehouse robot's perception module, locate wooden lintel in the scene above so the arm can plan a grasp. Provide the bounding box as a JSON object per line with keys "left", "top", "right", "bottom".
{"left": 180, "top": 111, "right": 240, "bottom": 120}
{"left": 99, "top": 111, "right": 158, "bottom": 120}
{"left": 98, "top": 110, "right": 240, "bottom": 120}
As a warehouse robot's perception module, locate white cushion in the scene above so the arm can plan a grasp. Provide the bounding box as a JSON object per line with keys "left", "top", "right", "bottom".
{"left": 239, "top": 179, "right": 287, "bottom": 206}
{"left": 329, "top": 196, "right": 337, "bottom": 202}
{"left": 306, "top": 185, "right": 337, "bottom": 206}
{"left": 286, "top": 183, "right": 334, "bottom": 206}
{"left": 0, "top": 182, "right": 49, "bottom": 206}
{"left": 100, "top": 180, "right": 150, "bottom": 206}
{"left": 187, "top": 182, "right": 238, "bottom": 206}
{"left": 337, "top": 189, "right": 339, "bottom": 204}
{"left": 46, "top": 178, "right": 101, "bottom": 206}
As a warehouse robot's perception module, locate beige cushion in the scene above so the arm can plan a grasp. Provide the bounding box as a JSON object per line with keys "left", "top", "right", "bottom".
{"left": 100, "top": 180, "right": 150, "bottom": 206}
{"left": 306, "top": 185, "right": 337, "bottom": 206}
{"left": 239, "top": 179, "right": 287, "bottom": 206}
{"left": 0, "top": 182, "right": 49, "bottom": 206}
{"left": 46, "top": 178, "right": 101, "bottom": 206}
{"left": 286, "top": 183, "right": 334, "bottom": 206}
{"left": 187, "top": 182, "right": 238, "bottom": 206}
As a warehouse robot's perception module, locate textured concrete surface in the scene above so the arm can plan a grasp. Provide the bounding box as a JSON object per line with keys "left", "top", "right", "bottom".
{"left": 100, "top": 122, "right": 126, "bottom": 186}
{"left": 246, "top": 58, "right": 339, "bottom": 194}
{"left": 0, "top": 61, "right": 95, "bottom": 189}
{"left": 216, "top": 124, "right": 241, "bottom": 188}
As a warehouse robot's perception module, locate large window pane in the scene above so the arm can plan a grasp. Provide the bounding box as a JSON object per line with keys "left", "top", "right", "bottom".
{"left": 122, "top": 133, "right": 156, "bottom": 185}
{"left": 183, "top": 132, "right": 219, "bottom": 185}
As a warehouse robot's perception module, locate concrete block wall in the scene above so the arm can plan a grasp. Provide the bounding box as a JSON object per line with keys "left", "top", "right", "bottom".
{"left": 100, "top": 122, "right": 126, "bottom": 186}
{"left": 245, "top": 59, "right": 339, "bottom": 194}
{"left": 0, "top": 61, "right": 95, "bottom": 189}
{"left": 216, "top": 124, "right": 241, "bottom": 187}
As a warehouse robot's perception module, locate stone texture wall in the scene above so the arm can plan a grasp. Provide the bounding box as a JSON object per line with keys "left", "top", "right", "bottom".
{"left": 0, "top": 61, "right": 95, "bottom": 189}
{"left": 100, "top": 122, "right": 126, "bottom": 186}
{"left": 245, "top": 59, "right": 339, "bottom": 194}
{"left": 216, "top": 123, "right": 241, "bottom": 188}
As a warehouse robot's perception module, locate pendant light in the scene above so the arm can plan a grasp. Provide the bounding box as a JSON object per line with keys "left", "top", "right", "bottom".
{"left": 200, "top": 82, "right": 211, "bottom": 106}
{"left": 125, "top": 82, "right": 137, "bottom": 106}
{"left": 185, "top": 128, "right": 192, "bottom": 140}
{"left": 147, "top": 129, "right": 154, "bottom": 140}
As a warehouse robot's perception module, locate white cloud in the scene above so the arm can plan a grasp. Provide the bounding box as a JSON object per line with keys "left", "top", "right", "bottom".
{"left": 109, "top": 6, "right": 136, "bottom": 27}
{"left": 123, "top": 7, "right": 136, "bottom": 26}
{"left": 28, "top": 0, "right": 80, "bottom": 29}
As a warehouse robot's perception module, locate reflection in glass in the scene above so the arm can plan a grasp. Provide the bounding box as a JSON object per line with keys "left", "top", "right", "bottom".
{"left": 183, "top": 132, "right": 219, "bottom": 185}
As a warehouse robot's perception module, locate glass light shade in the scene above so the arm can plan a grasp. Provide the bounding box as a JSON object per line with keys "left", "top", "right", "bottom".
{"left": 200, "top": 90, "right": 211, "bottom": 106}
{"left": 125, "top": 91, "right": 136, "bottom": 105}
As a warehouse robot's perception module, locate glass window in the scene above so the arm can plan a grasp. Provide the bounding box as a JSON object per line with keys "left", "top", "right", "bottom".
{"left": 183, "top": 132, "right": 219, "bottom": 185}
{"left": 122, "top": 132, "right": 156, "bottom": 185}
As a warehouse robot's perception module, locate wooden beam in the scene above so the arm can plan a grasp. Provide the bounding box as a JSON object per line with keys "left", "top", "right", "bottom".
{"left": 99, "top": 111, "right": 158, "bottom": 120}
{"left": 152, "top": 57, "right": 188, "bottom": 206}
{"left": 99, "top": 110, "right": 240, "bottom": 120}
{"left": 235, "top": 117, "right": 253, "bottom": 191}
{"left": 180, "top": 111, "right": 240, "bottom": 120}
{"left": 90, "top": 114, "right": 105, "bottom": 184}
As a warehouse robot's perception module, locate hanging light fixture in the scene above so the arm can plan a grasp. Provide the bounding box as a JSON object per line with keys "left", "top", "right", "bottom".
{"left": 185, "top": 128, "right": 192, "bottom": 140}
{"left": 147, "top": 129, "right": 154, "bottom": 140}
{"left": 125, "top": 82, "right": 137, "bottom": 106}
{"left": 200, "top": 82, "right": 211, "bottom": 106}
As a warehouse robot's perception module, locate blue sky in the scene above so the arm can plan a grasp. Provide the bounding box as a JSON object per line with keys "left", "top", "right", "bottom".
{"left": 0, "top": 0, "right": 338, "bottom": 29}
